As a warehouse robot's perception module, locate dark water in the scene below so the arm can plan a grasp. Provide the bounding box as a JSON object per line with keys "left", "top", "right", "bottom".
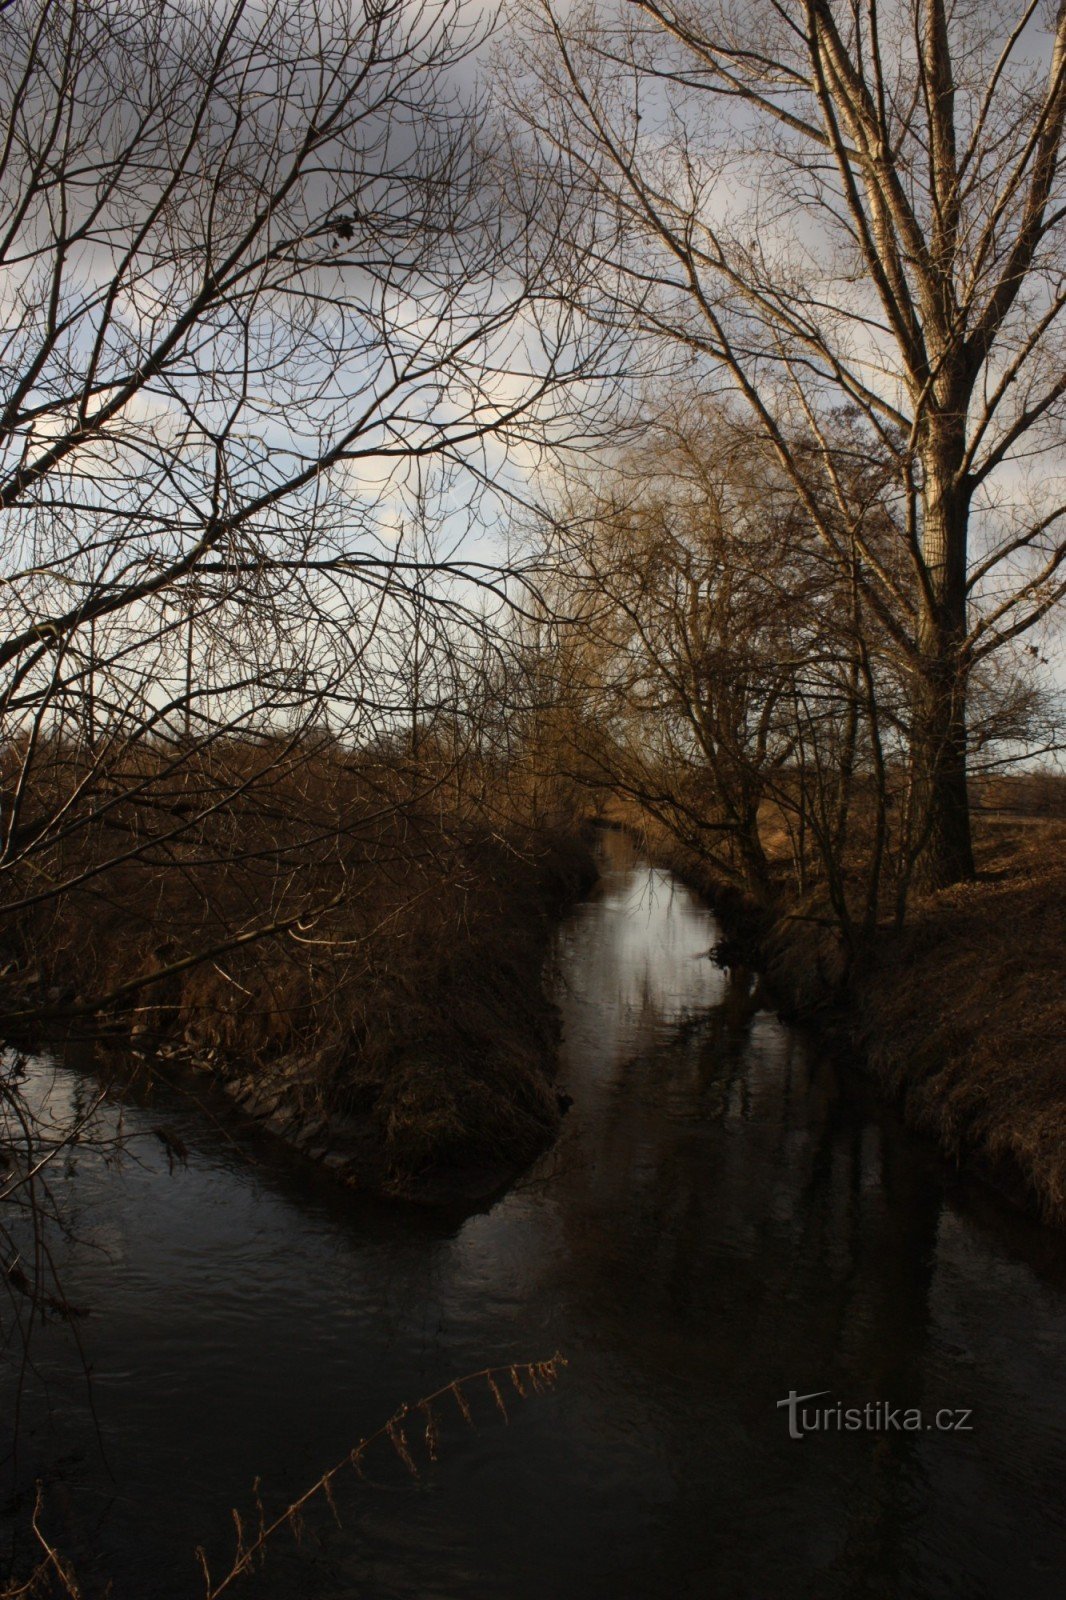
{"left": 3, "top": 830, "right": 1066, "bottom": 1599}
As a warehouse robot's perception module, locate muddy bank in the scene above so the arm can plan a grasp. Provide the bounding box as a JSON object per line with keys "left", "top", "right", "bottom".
{"left": 211, "top": 828, "right": 598, "bottom": 1205}
{"left": 6, "top": 818, "right": 597, "bottom": 1207}
{"left": 848, "top": 856, "right": 1066, "bottom": 1224}
{"left": 637, "top": 816, "right": 1066, "bottom": 1228}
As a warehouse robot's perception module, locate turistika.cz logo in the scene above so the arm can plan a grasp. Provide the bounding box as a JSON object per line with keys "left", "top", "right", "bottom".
{"left": 777, "top": 1390, "right": 974, "bottom": 1440}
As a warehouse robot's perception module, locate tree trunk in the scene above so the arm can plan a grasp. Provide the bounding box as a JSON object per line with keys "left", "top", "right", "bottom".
{"left": 911, "top": 434, "right": 975, "bottom": 891}
{"left": 735, "top": 795, "right": 772, "bottom": 897}
{"left": 910, "top": 648, "right": 974, "bottom": 890}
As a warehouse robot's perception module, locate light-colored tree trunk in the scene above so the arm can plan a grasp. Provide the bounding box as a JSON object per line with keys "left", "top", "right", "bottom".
{"left": 913, "top": 416, "right": 975, "bottom": 888}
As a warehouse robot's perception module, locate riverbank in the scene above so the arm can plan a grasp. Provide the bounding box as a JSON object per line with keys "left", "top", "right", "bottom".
{"left": 210, "top": 823, "right": 597, "bottom": 1205}
{"left": 849, "top": 817, "right": 1066, "bottom": 1224}
{"left": 54, "top": 821, "right": 594, "bottom": 1206}
{"left": 634, "top": 792, "right": 1066, "bottom": 1227}
{"left": 0, "top": 739, "right": 596, "bottom": 1205}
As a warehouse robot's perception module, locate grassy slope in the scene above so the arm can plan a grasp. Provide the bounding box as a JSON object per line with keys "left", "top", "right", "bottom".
{"left": 1, "top": 739, "right": 596, "bottom": 1202}
{"left": 628, "top": 780, "right": 1066, "bottom": 1226}
{"left": 215, "top": 824, "right": 596, "bottom": 1202}
{"left": 853, "top": 806, "right": 1066, "bottom": 1222}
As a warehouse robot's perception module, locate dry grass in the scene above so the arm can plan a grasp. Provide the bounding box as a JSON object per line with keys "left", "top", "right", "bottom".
{"left": 1, "top": 737, "right": 594, "bottom": 1198}
{"left": 629, "top": 771, "right": 1066, "bottom": 1225}
{"left": 854, "top": 794, "right": 1066, "bottom": 1222}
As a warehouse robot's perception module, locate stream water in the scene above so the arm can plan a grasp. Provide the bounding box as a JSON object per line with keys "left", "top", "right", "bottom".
{"left": 2, "top": 828, "right": 1066, "bottom": 1598}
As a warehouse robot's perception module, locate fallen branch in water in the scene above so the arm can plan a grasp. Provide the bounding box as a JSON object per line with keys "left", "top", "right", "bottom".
{"left": 1, "top": 1355, "right": 568, "bottom": 1600}
{"left": 0, "top": 1485, "right": 82, "bottom": 1599}
{"left": 198, "top": 1354, "right": 568, "bottom": 1598}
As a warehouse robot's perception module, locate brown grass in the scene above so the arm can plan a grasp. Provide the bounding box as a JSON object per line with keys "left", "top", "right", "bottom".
{"left": 629, "top": 771, "right": 1066, "bottom": 1225}
{"left": 853, "top": 795, "right": 1066, "bottom": 1222}
{"left": 1, "top": 737, "right": 595, "bottom": 1200}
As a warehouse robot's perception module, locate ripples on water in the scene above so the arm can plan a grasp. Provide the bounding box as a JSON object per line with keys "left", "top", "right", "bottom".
{"left": 2, "top": 829, "right": 1065, "bottom": 1599}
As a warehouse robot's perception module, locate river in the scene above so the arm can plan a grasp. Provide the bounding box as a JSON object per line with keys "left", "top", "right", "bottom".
{"left": 2, "top": 828, "right": 1066, "bottom": 1598}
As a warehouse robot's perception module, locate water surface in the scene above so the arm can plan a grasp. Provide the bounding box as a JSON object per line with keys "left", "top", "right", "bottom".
{"left": 3, "top": 830, "right": 1065, "bottom": 1598}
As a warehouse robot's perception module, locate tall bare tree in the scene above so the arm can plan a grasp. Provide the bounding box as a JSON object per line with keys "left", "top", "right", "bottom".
{"left": 0, "top": 0, "right": 601, "bottom": 1030}
{"left": 534, "top": 401, "right": 910, "bottom": 922}
{"left": 510, "top": 0, "right": 1066, "bottom": 888}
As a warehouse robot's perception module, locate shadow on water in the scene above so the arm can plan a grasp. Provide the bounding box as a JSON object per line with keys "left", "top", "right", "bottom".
{"left": 3, "top": 827, "right": 1066, "bottom": 1599}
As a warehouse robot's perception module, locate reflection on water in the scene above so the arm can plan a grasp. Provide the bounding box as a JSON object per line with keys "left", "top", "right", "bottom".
{"left": 3, "top": 829, "right": 1066, "bottom": 1599}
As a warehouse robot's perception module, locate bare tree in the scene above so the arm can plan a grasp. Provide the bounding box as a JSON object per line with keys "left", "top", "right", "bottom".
{"left": 509, "top": 0, "right": 1066, "bottom": 889}
{"left": 534, "top": 401, "right": 906, "bottom": 923}
{"left": 541, "top": 416, "right": 797, "bottom": 888}
{"left": 0, "top": 0, "right": 604, "bottom": 1035}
